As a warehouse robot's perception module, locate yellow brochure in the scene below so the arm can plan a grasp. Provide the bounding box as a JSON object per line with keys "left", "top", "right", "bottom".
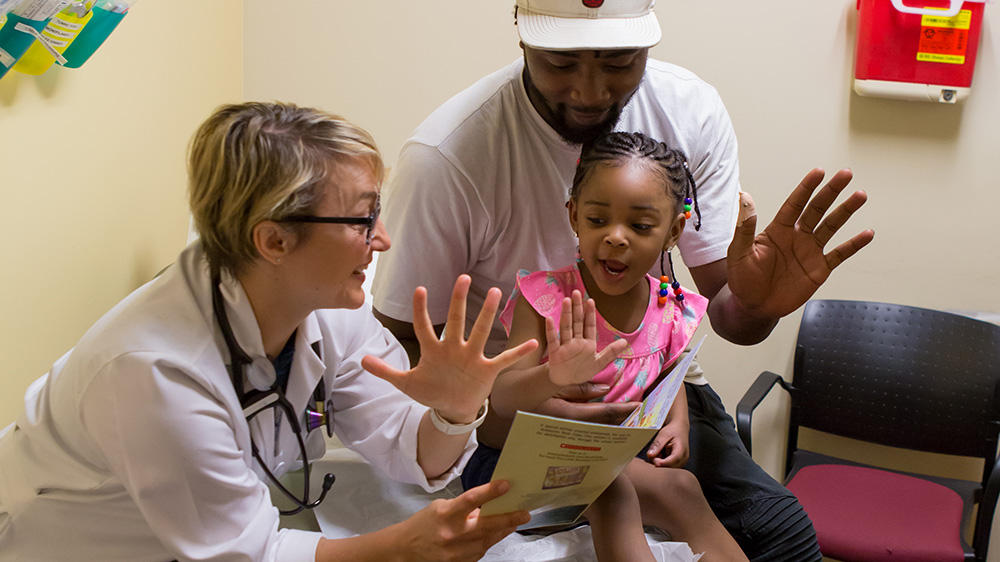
{"left": 480, "top": 336, "right": 706, "bottom": 529}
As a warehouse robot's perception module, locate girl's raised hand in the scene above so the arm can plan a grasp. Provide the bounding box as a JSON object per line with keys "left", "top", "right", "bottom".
{"left": 362, "top": 275, "right": 538, "bottom": 423}
{"left": 546, "top": 291, "right": 628, "bottom": 387}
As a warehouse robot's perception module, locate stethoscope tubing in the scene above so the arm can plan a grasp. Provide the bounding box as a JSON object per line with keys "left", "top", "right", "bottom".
{"left": 210, "top": 273, "right": 334, "bottom": 514}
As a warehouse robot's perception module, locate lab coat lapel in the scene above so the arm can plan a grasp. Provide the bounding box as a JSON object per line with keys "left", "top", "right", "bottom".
{"left": 214, "top": 270, "right": 281, "bottom": 467}
{"left": 217, "top": 272, "right": 274, "bottom": 391}
{"left": 285, "top": 314, "right": 325, "bottom": 425}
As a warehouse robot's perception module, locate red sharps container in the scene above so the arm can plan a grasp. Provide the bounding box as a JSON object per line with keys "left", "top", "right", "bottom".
{"left": 854, "top": 0, "right": 987, "bottom": 103}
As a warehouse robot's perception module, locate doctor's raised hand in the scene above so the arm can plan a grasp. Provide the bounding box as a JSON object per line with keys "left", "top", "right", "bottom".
{"left": 358, "top": 275, "right": 537, "bottom": 560}
{"left": 713, "top": 168, "right": 874, "bottom": 342}
{"left": 362, "top": 274, "right": 539, "bottom": 430}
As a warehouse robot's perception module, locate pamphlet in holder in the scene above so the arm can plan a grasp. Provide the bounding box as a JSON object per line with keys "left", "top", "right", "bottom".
{"left": 60, "top": 0, "right": 133, "bottom": 68}
{"left": 13, "top": 1, "right": 94, "bottom": 75}
{"left": 0, "top": 0, "right": 25, "bottom": 19}
{"left": 0, "top": 0, "right": 66, "bottom": 79}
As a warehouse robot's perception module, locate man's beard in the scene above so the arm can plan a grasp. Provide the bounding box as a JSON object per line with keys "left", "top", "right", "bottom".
{"left": 523, "top": 67, "right": 630, "bottom": 145}
{"left": 551, "top": 103, "right": 622, "bottom": 145}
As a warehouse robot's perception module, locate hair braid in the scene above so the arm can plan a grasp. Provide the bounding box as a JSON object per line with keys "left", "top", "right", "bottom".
{"left": 570, "top": 132, "right": 701, "bottom": 231}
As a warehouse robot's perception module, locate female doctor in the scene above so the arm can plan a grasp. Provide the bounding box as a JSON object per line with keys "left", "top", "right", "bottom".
{"left": 0, "top": 102, "right": 534, "bottom": 561}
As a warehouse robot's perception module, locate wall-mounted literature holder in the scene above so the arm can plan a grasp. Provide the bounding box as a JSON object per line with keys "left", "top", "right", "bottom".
{"left": 0, "top": 0, "right": 136, "bottom": 80}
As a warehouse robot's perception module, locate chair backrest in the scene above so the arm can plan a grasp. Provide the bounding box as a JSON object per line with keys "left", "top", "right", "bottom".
{"left": 788, "top": 300, "right": 1000, "bottom": 479}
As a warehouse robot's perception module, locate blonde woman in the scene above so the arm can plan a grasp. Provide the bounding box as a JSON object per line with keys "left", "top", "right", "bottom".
{"left": 0, "top": 102, "right": 534, "bottom": 562}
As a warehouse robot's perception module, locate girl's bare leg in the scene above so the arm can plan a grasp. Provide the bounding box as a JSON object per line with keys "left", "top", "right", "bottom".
{"left": 583, "top": 471, "right": 656, "bottom": 562}
{"left": 625, "top": 459, "right": 749, "bottom": 562}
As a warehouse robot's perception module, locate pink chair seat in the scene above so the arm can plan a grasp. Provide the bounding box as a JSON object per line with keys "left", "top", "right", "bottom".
{"left": 787, "top": 463, "right": 966, "bottom": 562}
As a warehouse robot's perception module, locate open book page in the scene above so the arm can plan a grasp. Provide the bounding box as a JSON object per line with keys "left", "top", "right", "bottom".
{"left": 622, "top": 336, "right": 707, "bottom": 429}
{"left": 479, "top": 413, "right": 657, "bottom": 528}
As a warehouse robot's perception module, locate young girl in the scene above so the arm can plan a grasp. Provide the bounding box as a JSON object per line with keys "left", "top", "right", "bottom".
{"left": 467, "top": 132, "right": 749, "bottom": 562}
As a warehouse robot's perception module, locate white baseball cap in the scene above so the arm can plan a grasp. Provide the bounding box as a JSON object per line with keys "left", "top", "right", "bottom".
{"left": 515, "top": 0, "right": 662, "bottom": 51}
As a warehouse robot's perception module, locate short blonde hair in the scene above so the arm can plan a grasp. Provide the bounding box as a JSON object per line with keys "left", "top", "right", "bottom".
{"left": 188, "top": 102, "right": 384, "bottom": 275}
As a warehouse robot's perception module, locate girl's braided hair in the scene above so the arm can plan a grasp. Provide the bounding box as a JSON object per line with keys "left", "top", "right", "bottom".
{"left": 570, "top": 131, "right": 701, "bottom": 231}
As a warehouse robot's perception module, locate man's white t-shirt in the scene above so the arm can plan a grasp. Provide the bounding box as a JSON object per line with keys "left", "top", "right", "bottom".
{"left": 372, "top": 58, "right": 741, "bottom": 372}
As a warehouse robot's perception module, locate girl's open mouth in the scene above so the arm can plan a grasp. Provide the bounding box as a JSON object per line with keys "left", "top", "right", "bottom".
{"left": 601, "top": 259, "right": 628, "bottom": 278}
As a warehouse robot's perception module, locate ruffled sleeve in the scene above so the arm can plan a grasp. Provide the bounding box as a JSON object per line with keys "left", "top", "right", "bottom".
{"left": 499, "top": 266, "right": 582, "bottom": 335}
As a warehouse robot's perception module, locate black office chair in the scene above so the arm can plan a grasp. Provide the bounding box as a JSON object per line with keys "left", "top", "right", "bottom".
{"left": 736, "top": 299, "right": 1000, "bottom": 562}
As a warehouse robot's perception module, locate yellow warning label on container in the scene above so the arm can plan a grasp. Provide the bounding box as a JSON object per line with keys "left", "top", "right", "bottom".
{"left": 921, "top": 9, "right": 972, "bottom": 29}
{"left": 917, "top": 52, "right": 965, "bottom": 64}
{"left": 918, "top": 8, "right": 971, "bottom": 64}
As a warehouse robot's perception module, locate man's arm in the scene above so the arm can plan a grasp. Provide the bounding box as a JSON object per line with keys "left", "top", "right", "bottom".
{"left": 689, "top": 258, "right": 779, "bottom": 345}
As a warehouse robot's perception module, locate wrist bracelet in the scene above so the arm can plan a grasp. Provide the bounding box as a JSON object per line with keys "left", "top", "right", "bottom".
{"left": 429, "top": 399, "right": 489, "bottom": 435}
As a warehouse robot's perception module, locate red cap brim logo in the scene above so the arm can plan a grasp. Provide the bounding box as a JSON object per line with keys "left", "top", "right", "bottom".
{"left": 583, "top": 0, "right": 604, "bottom": 7}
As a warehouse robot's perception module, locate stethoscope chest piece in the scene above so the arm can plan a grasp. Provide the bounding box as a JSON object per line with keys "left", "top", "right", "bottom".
{"left": 246, "top": 356, "right": 277, "bottom": 391}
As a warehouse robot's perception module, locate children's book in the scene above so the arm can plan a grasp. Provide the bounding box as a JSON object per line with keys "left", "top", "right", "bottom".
{"left": 479, "top": 336, "right": 706, "bottom": 529}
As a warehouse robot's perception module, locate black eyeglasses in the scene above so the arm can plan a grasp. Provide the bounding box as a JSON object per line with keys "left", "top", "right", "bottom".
{"left": 282, "top": 198, "right": 381, "bottom": 245}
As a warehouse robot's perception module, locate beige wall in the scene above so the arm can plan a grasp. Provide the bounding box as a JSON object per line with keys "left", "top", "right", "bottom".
{"left": 244, "top": 1, "right": 1000, "bottom": 551}
{"left": 1, "top": 1, "right": 243, "bottom": 425}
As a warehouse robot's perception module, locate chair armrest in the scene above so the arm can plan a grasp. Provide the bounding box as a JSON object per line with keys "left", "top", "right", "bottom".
{"left": 736, "top": 371, "right": 788, "bottom": 456}
{"left": 973, "top": 451, "right": 1000, "bottom": 561}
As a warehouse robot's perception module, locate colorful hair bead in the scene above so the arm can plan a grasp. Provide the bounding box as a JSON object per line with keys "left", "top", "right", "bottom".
{"left": 658, "top": 256, "right": 685, "bottom": 306}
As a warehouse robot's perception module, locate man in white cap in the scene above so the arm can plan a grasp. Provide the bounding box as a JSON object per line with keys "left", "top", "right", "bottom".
{"left": 372, "top": 1, "right": 872, "bottom": 560}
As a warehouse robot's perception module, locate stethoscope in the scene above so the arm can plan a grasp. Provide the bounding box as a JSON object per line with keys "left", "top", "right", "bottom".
{"left": 211, "top": 273, "right": 335, "bottom": 515}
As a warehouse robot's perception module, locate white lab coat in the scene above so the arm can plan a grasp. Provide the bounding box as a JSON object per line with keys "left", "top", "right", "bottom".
{"left": 0, "top": 242, "right": 475, "bottom": 562}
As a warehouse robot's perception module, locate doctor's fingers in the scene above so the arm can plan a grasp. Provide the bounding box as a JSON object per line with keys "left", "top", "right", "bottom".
{"left": 486, "top": 337, "right": 539, "bottom": 374}
{"left": 466, "top": 286, "right": 503, "bottom": 352}
{"left": 441, "top": 275, "right": 473, "bottom": 344}
{"left": 438, "top": 483, "right": 530, "bottom": 544}
{"left": 465, "top": 511, "right": 531, "bottom": 554}
{"left": 359, "top": 355, "right": 409, "bottom": 390}
{"left": 411, "top": 286, "right": 440, "bottom": 347}
{"left": 447, "top": 480, "right": 516, "bottom": 516}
